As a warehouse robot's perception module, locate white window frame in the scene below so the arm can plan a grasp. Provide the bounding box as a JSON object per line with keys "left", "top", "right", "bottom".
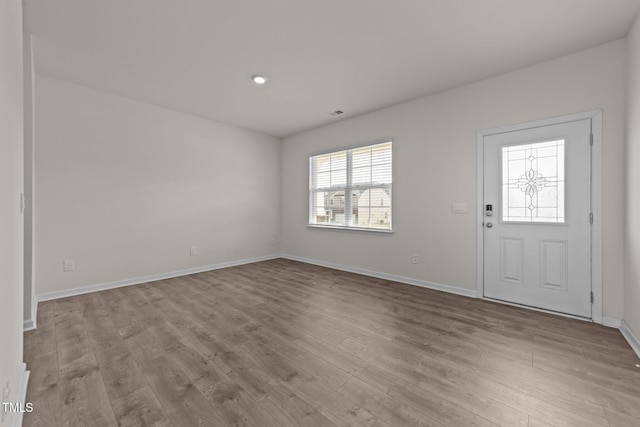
{"left": 309, "top": 140, "right": 393, "bottom": 232}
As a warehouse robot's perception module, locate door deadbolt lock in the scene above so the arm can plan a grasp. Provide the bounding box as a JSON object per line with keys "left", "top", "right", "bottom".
{"left": 485, "top": 204, "right": 493, "bottom": 216}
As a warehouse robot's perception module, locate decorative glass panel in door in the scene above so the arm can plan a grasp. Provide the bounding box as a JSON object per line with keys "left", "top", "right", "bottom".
{"left": 501, "top": 139, "right": 565, "bottom": 223}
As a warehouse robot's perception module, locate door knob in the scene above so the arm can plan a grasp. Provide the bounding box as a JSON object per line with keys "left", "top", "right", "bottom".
{"left": 486, "top": 222, "right": 493, "bottom": 228}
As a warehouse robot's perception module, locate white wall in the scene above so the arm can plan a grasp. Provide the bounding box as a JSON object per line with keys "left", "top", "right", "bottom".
{"left": 281, "top": 40, "right": 627, "bottom": 320}
{"left": 0, "top": 0, "right": 25, "bottom": 425}
{"left": 34, "top": 75, "right": 280, "bottom": 297}
{"left": 624, "top": 15, "right": 640, "bottom": 340}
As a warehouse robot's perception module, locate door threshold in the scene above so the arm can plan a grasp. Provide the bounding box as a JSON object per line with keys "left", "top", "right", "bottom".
{"left": 481, "top": 297, "right": 593, "bottom": 322}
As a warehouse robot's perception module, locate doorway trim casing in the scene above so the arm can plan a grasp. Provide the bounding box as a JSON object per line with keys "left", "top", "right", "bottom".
{"left": 476, "top": 110, "right": 603, "bottom": 324}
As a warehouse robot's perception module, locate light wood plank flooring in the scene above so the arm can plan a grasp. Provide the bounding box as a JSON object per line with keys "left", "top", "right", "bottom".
{"left": 23, "top": 258, "right": 640, "bottom": 426}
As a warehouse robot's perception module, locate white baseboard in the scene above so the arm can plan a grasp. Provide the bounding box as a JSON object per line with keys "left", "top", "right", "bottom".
{"left": 10, "top": 363, "right": 30, "bottom": 427}
{"left": 22, "top": 296, "right": 38, "bottom": 332}
{"left": 602, "top": 316, "right": 622, "bottom": 328}
{"left": 22, "top": 319, "right": 35, "bottom": 331}
{"left": 620, "top": 320, "right": 640, "bottom": 359}
{"left": 281, "top": 254, "right": 478, "bottom": 299}
{"left": 26, "top": 254, "right": 280, "bottom": 330}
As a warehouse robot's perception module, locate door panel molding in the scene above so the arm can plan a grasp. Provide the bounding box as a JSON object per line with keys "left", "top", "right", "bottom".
{"left": 476, "top": 110, "right": 603, "bottom": 323}
{"left": 500, "top": 237, "right": 524, "bottom": 284}
{"left": 539, "top": 239, "right": 568, "bottom": 291}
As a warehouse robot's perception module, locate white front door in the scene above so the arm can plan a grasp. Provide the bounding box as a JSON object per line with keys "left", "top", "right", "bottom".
{"left": 482, "top": 119, "right": 592, "bottom": 318}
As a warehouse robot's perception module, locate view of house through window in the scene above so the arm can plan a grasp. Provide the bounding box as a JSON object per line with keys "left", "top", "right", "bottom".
{"left": 309, "top": 141, "right": 392, "bottom": 231}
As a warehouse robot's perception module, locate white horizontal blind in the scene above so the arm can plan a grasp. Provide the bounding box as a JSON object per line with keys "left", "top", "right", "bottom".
{"left": 309, "top": 141, "right": 392, "bottom": 231}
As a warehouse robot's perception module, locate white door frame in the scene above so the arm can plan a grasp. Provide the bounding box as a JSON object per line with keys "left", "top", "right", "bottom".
{"left": 476, "top": 110, "right": 603, "bottom": 323}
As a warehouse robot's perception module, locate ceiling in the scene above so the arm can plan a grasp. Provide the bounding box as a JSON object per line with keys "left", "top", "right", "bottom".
{"left": 24, "top": 0, "right": 640, "bottom": 138}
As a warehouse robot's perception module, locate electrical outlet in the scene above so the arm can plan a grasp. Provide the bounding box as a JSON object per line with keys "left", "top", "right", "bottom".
{"left": 63, "top": 259, "right": 75, "bottom": 272}
{"left": 411, "top": 253, "right": 419, "bottom": 264}
{"left": 190, "top": 246, "right": 198, "bottom": 256}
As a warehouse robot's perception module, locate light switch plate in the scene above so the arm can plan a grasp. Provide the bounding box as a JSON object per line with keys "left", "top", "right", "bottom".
{"left": 452, "top": 202, "right": 468, "bottom": 214}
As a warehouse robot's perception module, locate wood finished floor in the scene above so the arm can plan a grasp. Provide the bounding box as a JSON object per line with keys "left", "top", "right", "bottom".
{"left": 23, "top": 258, "right": 640, "bottom": 427}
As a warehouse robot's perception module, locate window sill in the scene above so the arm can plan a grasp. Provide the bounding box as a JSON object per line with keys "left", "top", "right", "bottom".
{"left": 307, "top": 224, "right": 393, "bottom": 234}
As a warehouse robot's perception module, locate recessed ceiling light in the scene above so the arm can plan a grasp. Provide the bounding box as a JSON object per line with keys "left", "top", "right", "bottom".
{"left": 252, "top": 75, "right": 267, "bottom": 85}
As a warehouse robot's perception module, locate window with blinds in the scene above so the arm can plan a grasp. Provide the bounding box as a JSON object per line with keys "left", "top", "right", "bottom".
{"left": 309, "top": 141, "right": 392, "bottom": 231}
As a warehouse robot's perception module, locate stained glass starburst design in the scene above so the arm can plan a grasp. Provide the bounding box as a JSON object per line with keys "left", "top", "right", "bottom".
{"left": 514, "top": 168, "right": 551, "bottom": 197}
